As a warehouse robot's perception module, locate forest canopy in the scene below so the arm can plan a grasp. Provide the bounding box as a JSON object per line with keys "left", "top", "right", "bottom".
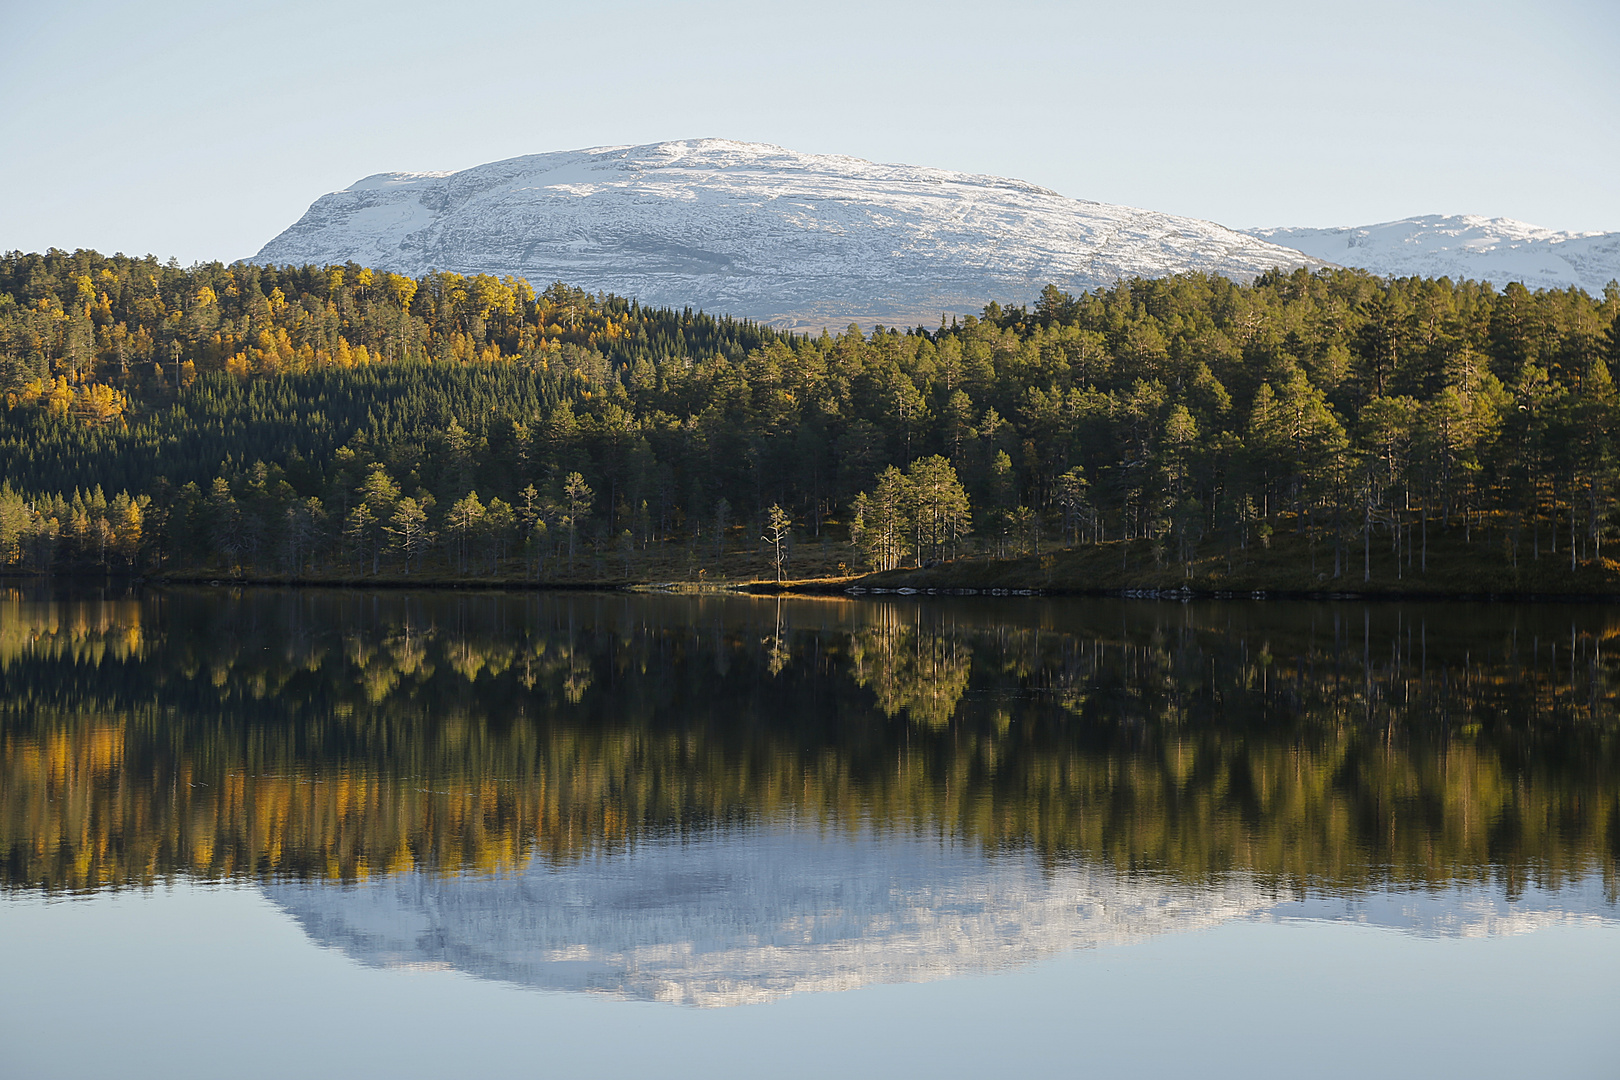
{"left": 1, "top": 247, "right": 1618, "bottom": 584}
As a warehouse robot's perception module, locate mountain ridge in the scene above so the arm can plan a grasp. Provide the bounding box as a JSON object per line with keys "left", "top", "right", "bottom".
{"left": 1245, "top": 214, "right": 1620, "bottom": 294}
{"left": 254, "top": 141, "right": 1620, "bottom": 325}
{"left": 252, "top": 139, "right": 1323, "bottom": 328}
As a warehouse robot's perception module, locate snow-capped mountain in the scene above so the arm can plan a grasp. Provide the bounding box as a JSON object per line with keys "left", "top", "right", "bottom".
{"left": 266, "top": 827, "right": 1616, "bottom": 1007}
{"left": 1246, "top": 215, "right": 1620, "bottom": 293}
{"left": 252, "top": 139, "right": 1323, "bottom": 327}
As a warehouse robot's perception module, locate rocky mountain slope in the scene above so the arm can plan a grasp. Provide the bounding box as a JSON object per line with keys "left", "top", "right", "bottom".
{"left": 1246, "top": 215, "right": 1620, "bottom": 294}
{"left": 252, "top": 139, "right": 1322, "bottom": 327}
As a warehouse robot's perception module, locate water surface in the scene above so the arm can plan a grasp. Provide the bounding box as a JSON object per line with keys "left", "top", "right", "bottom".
{"left": 2, "top": 588, "right": 1616, "bottom": 1076}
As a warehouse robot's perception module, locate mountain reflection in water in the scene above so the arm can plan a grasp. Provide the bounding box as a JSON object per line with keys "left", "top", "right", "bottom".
{"left": 266, "top": 831, "right": 1616, "bottom": 1007}
{"left": 2, "top": 586, "right": 1616, "bottom": 1002}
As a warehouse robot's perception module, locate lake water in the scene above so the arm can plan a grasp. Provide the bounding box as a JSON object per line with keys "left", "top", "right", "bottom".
{"left": 2, "top": 587, "right": 1617, "bottom": 1078}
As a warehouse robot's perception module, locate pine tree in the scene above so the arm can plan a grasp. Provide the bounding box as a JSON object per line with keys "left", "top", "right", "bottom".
{"left": 446, "top": 491, "right": 486, "bottom": 575}
{"left": 385, "top": 497, "right": 432, "bottom": 574}
{"left": 761, "top": 504, "right": 791, "bottom": 582}
{"left": 561, "top": 473, "right": 592, "bottom": 569}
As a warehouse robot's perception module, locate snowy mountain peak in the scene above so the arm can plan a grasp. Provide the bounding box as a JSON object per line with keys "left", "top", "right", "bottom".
{"left": 252, "top": 140, "right": 1320, "bottom": 328}
{"left": 345, "top": 170, "right": 453, "bottom": 192}
{"left": 1246, "top": 214, "right": 1620, "bottom": 292}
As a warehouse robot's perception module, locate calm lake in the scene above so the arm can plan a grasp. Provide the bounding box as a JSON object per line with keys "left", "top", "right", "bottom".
{"left": 2, "top": 586, "right": 1617, "bottom": 1078}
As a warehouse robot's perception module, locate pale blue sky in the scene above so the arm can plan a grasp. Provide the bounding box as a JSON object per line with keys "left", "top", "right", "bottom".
{"left": 2, "top": 0, "right": 1615, "bottom": 263}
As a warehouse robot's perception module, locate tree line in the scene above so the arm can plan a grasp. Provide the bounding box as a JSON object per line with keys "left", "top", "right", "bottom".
{"left": 2, "top": 247, "right": 1618, "bottom": 581}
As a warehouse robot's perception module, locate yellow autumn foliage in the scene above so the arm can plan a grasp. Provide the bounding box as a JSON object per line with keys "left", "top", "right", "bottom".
{"left": 6, "top": 377, "right": 127, "bottom": 425}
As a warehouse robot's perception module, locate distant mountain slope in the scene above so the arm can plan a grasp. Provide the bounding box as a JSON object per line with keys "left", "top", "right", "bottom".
{"left": 1246, "top": 215, "right": 1620, "bottom": 293}
{"left": 251, "top": 139, "right": 1321, "bottom": 327}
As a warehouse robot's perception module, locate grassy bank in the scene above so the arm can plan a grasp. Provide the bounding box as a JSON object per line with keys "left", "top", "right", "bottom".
{"left": 126, "top": 532, "right": 864, "bottom": 592}
{"left": 21, "top": 519, "right": 1620, "bottom": 601}
{"left": 764, "top": 525, "right": 1620, "bottom": 599}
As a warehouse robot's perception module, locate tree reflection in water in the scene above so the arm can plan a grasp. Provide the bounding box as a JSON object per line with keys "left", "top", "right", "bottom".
{"left": 1, "top": 586, "right": 1617, "bottom": 902}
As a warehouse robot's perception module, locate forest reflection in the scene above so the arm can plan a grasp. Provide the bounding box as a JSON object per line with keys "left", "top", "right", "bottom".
{"left": 2, "top": 586, "right": 1617, "bottom": 899}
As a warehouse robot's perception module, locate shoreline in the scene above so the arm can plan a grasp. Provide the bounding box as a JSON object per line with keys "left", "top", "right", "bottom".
{"left": 746, "top": 580, "right": 1620, "bottom": 603}
{"left": 6, "top": 568, "right": 1620, "bottom": 604}
{"left": 8, "top": 528, "right": 1620, "bottom": 603}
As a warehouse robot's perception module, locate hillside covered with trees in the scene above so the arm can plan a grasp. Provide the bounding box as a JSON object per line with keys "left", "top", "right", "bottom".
{"left": 1, "top": 247, "right": 1618, "bottom": 590}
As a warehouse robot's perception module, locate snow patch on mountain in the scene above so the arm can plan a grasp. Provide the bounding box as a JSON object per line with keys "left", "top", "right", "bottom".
{"left": 251, "top": 139, "right": 1323, "bottom": 328}
{"left": 1246, "top": 215, "right": 1620, "bottom": 293}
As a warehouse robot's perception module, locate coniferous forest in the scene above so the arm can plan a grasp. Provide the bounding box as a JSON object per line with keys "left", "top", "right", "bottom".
{"left": 2, "top": 247, "right": 1619, "bottom": 591}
